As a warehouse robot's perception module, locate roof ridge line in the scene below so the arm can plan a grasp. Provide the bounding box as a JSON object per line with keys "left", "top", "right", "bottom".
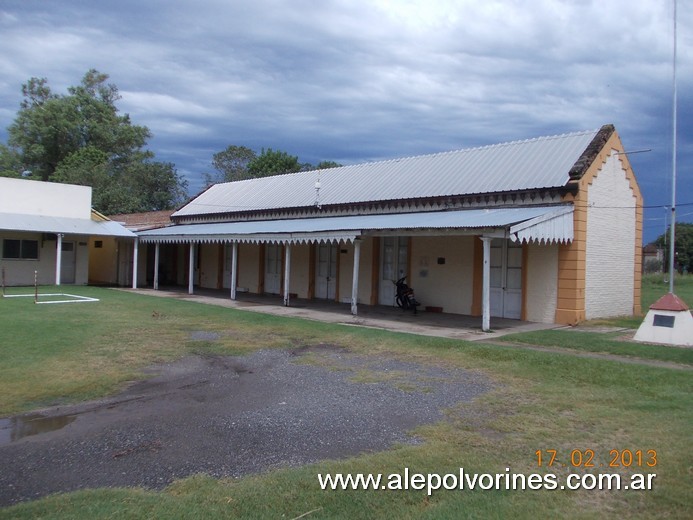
{"left": 357, "top": 128, "right": 601, "bottom": 166}
{"left": 210, "top": 128, "right": 602, "bottom": 186}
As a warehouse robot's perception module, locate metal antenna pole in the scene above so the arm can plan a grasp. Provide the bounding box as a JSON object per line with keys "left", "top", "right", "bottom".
{"left": 668, "top": 0, "right": 677, "bottom": 293}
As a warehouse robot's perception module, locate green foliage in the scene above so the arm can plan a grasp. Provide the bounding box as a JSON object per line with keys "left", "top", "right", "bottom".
{"left": 247, "top": 147, "right": 302, "bottom": 177}
{"left": 0, "top": 143, "right": 23, "bottom": 177}
{"left": 211, "top": 145, "right": 257, "bottom": 182}
{"left": 315, "top": 160, "right": 342, "bottom": 169}
{"left": 118, "top": 155, "right": 189, "bottom": 213}
{"left": 2, "top": 69, "right": 187, "bottom": 214}
{"left": 654, "top": 223, "right": 693, "bottom": 273}
{"left": 52, "top": 146, "right": 109, "bottom": 192}
{"left": 50, "top": 147, "right": 186, "bottom": 215}
{"left": 208, "top": 145, "right": 343, "bottom": 185}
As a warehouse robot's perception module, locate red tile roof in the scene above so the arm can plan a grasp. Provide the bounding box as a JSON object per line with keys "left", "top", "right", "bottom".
{"left": 109, "top": 210, "right": 174, "bottom": 231}
{"left": 650, "top": 293, "right": 690, "bottom": 312}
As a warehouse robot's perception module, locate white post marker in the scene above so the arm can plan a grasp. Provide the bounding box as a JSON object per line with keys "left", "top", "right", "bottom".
{"left": 351, "top": 239, "right": 361, "bottom": 315}
{"left": 283, "top": 243, "right": 291, "bottom": 306}
{"left": 55, "top": 233, "right": 63, "bottom": 286}
{"left": 481, "top": 236, "right": 492, "bottom": 332}
{"left": 132, "top": 237, "right": 139, "bottom": 289}
{"left": 230, "top": 242, "right": 238, "bottom": 300}
{"left": 188, "top": 243, "right": 195, "bottom": 295}
{"left": 153, "top": 242, "right": 160, "bottom": 290}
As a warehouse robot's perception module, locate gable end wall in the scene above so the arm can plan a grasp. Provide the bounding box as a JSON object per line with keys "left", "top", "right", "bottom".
{"left": 585, "top": 153, "right": 637, "bottom": 318}
{"left": 556, "top": 130, "right": 642, "bottom": 324}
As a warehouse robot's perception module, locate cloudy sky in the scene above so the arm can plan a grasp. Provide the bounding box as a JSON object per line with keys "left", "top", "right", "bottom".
{"left": 0, "top": 0, "right": 690, "bottom": 243}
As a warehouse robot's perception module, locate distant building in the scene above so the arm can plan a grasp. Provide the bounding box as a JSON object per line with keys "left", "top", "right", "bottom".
{"left": 642, "top": 243, "right": 664, "bottom": 273}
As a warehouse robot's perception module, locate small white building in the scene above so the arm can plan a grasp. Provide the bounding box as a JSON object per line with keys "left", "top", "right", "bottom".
{"left": 0, "top": 177, "right": 135, "bottom": 286}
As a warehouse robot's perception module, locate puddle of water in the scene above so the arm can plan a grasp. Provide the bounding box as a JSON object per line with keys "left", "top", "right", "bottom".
{"left": 0, "top": 413, "right": 76, "bottom": 446}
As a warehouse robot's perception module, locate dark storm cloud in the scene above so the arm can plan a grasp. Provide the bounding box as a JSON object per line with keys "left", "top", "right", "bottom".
{"left": 0, "top": 0, "right": 690, "bottom": 242}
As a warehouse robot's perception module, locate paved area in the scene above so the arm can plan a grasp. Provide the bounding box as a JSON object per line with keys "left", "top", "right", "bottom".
{"left": 0, "top": 347, "right": 490, "bottom": 505}
{"left": 124, "top": 287, "right": 557, "bottom": 341}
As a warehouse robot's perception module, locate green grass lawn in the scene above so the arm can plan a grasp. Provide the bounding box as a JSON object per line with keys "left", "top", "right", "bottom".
{"left": 497, "top": 274, "right": 693, "bottom": 365}
{"left": 494, "top": 328, "right": 693, "bottom": 365}
{"left": 641, "top": 273, "right": 693, "bottom": 311}
{"left": 0, "top": 284, "right": 691, "bottom": 519}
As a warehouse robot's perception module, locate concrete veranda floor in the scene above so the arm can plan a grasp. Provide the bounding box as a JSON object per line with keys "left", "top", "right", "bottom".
{"left": 125, "top": 286, "right": 558, "bottom": 341}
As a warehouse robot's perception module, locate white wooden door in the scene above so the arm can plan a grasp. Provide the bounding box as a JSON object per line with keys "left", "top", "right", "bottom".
{"left": 490, "top": 239, "right": 522, "bottom": 319}
{"left": 117, "top": 240, "right": 132, "bottom": 286}
{"left": 379, "top": 237, "right": 408, "bottom": 306}
{"left": 60, "top": 241, "right": 76, "bottom": 284}
{"left": 264, "top": 244, "right": 281, "bottom": 294}
{"left": 504, "top": 241, "right": 523, "bottom": 319}
{"left": 315, "top": 243, "right": 337, "bottom": 299}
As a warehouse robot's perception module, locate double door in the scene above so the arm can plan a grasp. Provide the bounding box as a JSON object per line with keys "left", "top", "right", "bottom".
{"left": 379, "top": 237, "right": 408, "bottom": 306}
{"left": 490, "top": 239, "right": 522, "bottom": 319}
{"left": 315, "top": 243, "right": 338, "bottom": 300}
{"left": 264, "top": 244, "right": 282, "bottom": 294}
{"left": 262, "top": 243, "right": 340, "bottom": 299}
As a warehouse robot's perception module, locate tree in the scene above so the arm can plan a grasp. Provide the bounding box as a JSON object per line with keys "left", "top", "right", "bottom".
{"left": 0, "top": 144, "right": 23, "bottom": 178}
{"left": 655, "top": 223, "right": 693, "bottom": 274}
{"left": 51, "top": 146, "right": 186, "bottom": 215}
{"left": 247, "top": 148, "right": 302, "bottom": 177}
{"left": 206, "top": 145, "right": 343, "bottom": 185}
{"left": 1, "top": 69, "right": 187, "bottom": 214}
{"left": 118, "top": 155, "right": 188, "bottom": 213}
{"left": 210, "top": 145, "right": 257, "bottom": 182}
{"left": 315, "top": 160, "right": 342, "bottom": 170}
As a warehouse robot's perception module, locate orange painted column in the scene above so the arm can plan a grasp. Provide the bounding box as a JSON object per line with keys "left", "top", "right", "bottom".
{"left": 555, "top": 192, "right": 587, "bottom": 324}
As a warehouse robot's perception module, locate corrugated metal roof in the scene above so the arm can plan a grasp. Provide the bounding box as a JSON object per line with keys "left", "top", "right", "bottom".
{"left": 174, "top": 129, "right": 599, "bottom": 218}
{"left": 509, "top": 206, "right": 573, "bottom": 244}
{"left": 0, "top": 213, "right": 136, "bottom": 238}
{"left": 140, "top": 206, "right": 572, "bottom": 244}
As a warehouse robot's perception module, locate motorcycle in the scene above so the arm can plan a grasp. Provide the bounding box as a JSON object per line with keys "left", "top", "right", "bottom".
{"left": 394, "top": 276, "right": 420, "bottom": 313}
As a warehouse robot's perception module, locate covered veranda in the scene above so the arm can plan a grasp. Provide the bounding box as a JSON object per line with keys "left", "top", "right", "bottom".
{"left": 135, "top": 206, "right": 574, "bottom": 332}
{"left": 125, "top": 285, "right": 558, "bottom": 340}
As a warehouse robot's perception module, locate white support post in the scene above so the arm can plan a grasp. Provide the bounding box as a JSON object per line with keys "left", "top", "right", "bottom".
{"left": 481, "top": 236, "right": 491, "bottom": 332}
{"left": 230, "top": 242, "right": 238, "bottom": 300}
{"left": 283, "top": 243, "right": 291, "bottom": 306}
{"left": 351, "top": 239, "right": 361, "bottom": 315}
{"left": 132, "top": 237, "right": 139, "bottom": 289}
{"left": 55, "top": 233, "right": 63, "bottom": 286}
{"left": 188, "top": 243, "right": 195, "bottom": 295}
{"left": 153, "top": 242, "right": 160, "bottom": 290}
